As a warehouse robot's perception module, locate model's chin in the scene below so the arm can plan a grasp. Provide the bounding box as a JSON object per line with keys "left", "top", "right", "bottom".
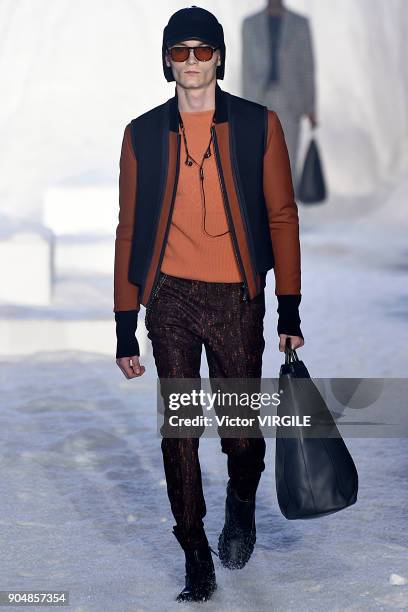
{"left": 177, "top": 78, "right": 204, "bottom": 88}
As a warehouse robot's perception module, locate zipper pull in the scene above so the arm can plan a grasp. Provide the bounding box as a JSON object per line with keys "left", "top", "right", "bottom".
{"left": 200, "top": 166, "right": 204, "bottom": 181}
{"left": 242, "top": 283, "right": 248, "bottom": 302}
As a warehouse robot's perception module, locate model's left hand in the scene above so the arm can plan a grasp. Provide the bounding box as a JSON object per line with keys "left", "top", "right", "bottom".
{"left": 279, "top": 334, "right": 305, "bottom": 352}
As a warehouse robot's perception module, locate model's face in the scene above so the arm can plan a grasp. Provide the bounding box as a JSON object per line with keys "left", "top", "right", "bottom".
{"left": 165, "top": 39, "right": 221, "bottom": 89}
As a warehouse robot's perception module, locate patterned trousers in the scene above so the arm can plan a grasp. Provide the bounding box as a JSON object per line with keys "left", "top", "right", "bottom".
{"left": 145, "top": 272, "right": 267, "bottom": 549}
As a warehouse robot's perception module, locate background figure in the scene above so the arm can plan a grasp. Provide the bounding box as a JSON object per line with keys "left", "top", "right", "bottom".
{"left": 242, "top": 0, "right": 317, "bottom": 187}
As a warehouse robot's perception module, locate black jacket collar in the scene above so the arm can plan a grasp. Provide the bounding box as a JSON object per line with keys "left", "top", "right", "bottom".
{"left": 168, "top": 82, "right": 228, "bottom": 132}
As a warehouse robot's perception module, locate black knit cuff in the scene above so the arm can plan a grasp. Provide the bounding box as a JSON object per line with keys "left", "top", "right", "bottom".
{"left": 114, "top": 310, "right": 140, "bottom": 358}
{"left": 276, "top": 295, "right": 303, "bottom": 338}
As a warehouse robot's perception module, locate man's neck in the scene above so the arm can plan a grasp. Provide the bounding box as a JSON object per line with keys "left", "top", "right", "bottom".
{"left": 268, "top": 1, "right": 284, "bottom": 16}
{"left": 176, "top": 82, "right": 216, "bottom": 113}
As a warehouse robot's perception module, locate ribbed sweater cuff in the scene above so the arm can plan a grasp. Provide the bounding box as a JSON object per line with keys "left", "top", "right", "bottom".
{"left": 276, "top": 295, "right": 303, "bottom": 338}
{"left": 114, "top": 310, "right": 140, "bottom": 358}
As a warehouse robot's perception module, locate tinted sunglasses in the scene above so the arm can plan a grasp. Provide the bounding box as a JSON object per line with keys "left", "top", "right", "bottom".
{"left": 167, "top": 45, "right": 219, "bottom": 62}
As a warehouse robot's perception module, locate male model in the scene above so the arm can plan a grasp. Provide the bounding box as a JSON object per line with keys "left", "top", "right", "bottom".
{"left": 242, "top": 0, "right": 317, "bottom": 183}
{"left": 114, "top": 6, "right": 304, "bottom": 603}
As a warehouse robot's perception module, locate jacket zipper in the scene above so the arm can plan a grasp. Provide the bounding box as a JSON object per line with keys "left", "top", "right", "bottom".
{"left": 146, "top": 271, "right": 167, "bottom": 310}
{"left": 211, "top": 125, "right": 249, "bottom": 302}
{"left": 145, "top": 133, "right": 181, "bottom": 307}
{"left": 228, "top": 122, "right": 259, "bottom": 295}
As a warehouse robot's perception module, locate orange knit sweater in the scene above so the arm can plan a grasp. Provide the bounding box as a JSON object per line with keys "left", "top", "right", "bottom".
{"left": 160, "top": 109, "right": 243, "bottom": 282}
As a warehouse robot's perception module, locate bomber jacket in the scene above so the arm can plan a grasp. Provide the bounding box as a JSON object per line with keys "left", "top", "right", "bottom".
{"left": 113, "top": 82, "right": 303, "bottom": 359}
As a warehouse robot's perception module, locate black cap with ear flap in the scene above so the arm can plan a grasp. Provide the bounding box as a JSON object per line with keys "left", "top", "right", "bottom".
{"left": 162, "top": 5, "right": 226, "bottom": 82}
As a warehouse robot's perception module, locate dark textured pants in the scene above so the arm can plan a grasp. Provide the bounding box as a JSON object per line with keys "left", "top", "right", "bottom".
{"left": 145, "top": 272, "right": 266, "bottom": 549}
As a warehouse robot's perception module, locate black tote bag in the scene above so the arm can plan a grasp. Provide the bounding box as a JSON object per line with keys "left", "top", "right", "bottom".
{"left": 275, "top": 340, "right": 358, "bottom": 519}
{"left": 297, "top": 137, "right": 327, "bottom": 204}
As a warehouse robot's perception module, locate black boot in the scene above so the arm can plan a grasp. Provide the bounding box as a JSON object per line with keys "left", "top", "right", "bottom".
{"left": 218, "top": 479, "right": 256, "bottom": 570}
{"left": 173, "top": 527, "right": 217, "bottom": 602}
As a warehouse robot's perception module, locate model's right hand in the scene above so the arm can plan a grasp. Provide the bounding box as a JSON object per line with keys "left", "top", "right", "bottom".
{"left": 116, "top": 355, "right": 146, "bottom": 378}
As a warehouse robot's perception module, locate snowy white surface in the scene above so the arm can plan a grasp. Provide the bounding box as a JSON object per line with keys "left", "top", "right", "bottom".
{"left": 1, "top": 352, "right": 407, "bottom": 611}
{"left": 43, "top": 187, "right": 118, "bottom": 236}
{"left": 1, "top": 0, "right": 408, "bottom": 609}
{"left": 0, "top": 230, "right": 52, "bottom": 306}
{"left": 1, "top": 184, "right": 408, "bottom": 609}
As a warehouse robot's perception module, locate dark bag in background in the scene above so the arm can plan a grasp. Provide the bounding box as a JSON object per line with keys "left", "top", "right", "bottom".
{"left": 297, "top": 137, "right": 327, "bottom": 204}
{"left": 275, "top": 339, "right": 358, "bottom": 520}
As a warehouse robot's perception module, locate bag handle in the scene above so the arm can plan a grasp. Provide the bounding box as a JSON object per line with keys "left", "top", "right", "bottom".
{"left": 284, "top": 337, "right": 299, "bottom": 364}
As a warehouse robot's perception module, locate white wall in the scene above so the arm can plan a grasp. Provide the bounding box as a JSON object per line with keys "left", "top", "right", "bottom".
{"left": 0, "top": 0, "right": 407, "bottom": 222}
